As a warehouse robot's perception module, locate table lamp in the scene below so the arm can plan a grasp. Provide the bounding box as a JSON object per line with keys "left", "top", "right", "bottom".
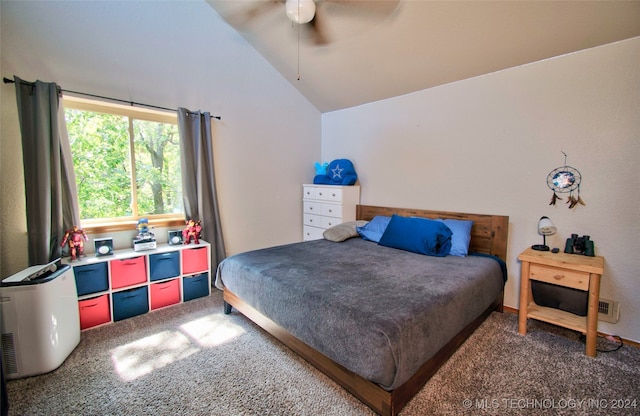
{"left": 531, "top": 216, "right": 556, "bottom": 251}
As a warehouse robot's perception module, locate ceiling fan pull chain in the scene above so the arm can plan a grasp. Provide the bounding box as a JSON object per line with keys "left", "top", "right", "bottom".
{"left": 297, "top": 18, "right": 301, "bottom": 80}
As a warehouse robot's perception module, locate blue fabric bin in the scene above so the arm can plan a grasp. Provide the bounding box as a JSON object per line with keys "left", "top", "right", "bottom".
{"left": 112, "top": 286, "right": 149, "bottom": 321}
{"left": 183, "top": 273, "right": 209, "bottom": 301}
{"left": 73, "top": 262, "right": 109, "bottom": 296}
{"left": 149, "top": 251, "right": 180, "bottom": 281}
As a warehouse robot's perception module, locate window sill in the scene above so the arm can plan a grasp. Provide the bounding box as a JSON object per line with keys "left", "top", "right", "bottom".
{"left": 81, "top": 217, "right": 185, "bottom": 235}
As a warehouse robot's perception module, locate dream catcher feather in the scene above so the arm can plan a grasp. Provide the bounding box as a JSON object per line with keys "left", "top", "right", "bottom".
{"left": 547, "top": 152, "right": 585, "bottom": 209}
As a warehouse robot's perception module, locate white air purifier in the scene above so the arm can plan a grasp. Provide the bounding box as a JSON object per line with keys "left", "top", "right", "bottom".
{"left": 0, "top": 260, "right": 81, "bottom": 379}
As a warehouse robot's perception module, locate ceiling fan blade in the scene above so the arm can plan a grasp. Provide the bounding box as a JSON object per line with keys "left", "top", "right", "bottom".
{"left": 223, "top": 0, "right": 283, "bottom": 28}
{"left": 322, "top": 0, "right": 400, "bottom": 18}
{"left": 301, "top": 0, "right": 400, "bottom": 46}
{"left": 307, "top": 5, "right": 330, "bottom": 45}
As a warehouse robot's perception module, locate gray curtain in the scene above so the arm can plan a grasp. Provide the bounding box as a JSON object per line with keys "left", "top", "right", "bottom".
{"left": 14, "top": 76, "right": 80, "bottom": 265}
{"left": 177, "top": 108, "right": 226, "bottom": 268}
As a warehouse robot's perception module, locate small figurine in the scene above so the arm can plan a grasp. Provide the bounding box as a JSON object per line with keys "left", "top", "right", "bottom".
{"left": 183, "top": 219, "right": 202, "bottom": 245}
{"left": 61, "top": 225, "right": 88, "bottom": 261}
{"left": 136, "top": 217, "right": 154, "bottom": 239}
{"left": 132, "top": 218, "right": 157, "bottom": 252}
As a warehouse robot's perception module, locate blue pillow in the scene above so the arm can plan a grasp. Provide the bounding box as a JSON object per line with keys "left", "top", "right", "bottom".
{"left": 436, "top": 219, "right": 473, "bottom": 257}
{"left": 378, "top": 215, "right": 452, "bottom": 256}
{"left": 356, "top": 216, "right": 391, "bottom": 242}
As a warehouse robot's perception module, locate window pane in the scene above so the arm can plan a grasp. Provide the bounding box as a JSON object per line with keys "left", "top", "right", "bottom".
{"left": 133, "top": 119, "right": 183, "bottom": 215}
{"left": 66, "top": 109, "right": 132, "bottom": 219}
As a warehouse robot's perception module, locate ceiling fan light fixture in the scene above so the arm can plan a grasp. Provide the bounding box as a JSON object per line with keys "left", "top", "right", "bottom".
{"left": 285, "top": 0, "right": 316, "bottom": 24}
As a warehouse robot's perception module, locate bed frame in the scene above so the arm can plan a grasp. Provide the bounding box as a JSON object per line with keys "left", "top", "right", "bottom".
{"left": 223, "top": 205, "right": 509, "bottom": 415}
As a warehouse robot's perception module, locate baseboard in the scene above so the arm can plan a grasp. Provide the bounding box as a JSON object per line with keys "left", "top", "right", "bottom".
{"left": 506, "top": 306, "right": 639, "bottom": 349}
{"left": 503, "top": 305, "right": 518, "bottom": 315}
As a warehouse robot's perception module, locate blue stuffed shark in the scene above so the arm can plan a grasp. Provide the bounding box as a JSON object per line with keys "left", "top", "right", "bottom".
{"left": 313, "top": 159, "right": 357, "bottom": 185}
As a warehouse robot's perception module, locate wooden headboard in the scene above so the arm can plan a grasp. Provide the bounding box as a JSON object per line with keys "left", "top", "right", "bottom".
{"left": 356, "top": 205, "right": 509, "bottom": 261}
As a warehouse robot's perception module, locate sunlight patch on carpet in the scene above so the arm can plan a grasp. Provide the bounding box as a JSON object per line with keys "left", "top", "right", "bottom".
{"left": 180, "top": 314, "right": 246, "bottom": 347}
{"left": 111, "top": 330, "right": 199, "bottom": 381}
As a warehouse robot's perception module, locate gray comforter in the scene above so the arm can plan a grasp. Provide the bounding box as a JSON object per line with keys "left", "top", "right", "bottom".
{"left": 215, "top": 237, "right": 504, "bottom": 391}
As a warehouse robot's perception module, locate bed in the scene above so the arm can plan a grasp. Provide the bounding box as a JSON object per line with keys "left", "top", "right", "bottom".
{"left": 215, "top": 205, "right": 509, "bottom": 415}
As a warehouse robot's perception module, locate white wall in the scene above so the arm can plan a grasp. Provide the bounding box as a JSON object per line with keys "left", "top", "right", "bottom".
{"left": 0, "top": 1, "right": 320, "bottom": 277}
{"left": 322, "top": 38, "right": 640, "bottom": 342}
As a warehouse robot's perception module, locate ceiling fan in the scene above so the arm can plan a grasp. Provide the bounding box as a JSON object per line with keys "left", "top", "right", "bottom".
{"left": 285, "top": 0, "right": 317, "bottom": 24}
{"left": 223, "top": 0, "right": 400, "bottom": 46}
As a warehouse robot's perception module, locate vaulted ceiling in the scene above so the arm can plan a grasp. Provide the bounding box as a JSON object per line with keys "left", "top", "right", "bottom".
{"left": 207, "top": 0, "right": 640, "bottom": 113}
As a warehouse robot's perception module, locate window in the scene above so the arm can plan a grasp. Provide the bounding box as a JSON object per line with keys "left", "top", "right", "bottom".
{"left": 63, "top": 96, "right": 184, "bottom": 232}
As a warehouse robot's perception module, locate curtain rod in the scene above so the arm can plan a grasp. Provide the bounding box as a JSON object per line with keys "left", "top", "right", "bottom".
{"left": 3, "top": 77, "right": 221, "bottom": 120}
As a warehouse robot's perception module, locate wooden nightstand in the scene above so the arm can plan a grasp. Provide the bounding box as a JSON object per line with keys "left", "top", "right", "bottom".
{"left": 518, "top": 247, "right": 604, "bottom": 357}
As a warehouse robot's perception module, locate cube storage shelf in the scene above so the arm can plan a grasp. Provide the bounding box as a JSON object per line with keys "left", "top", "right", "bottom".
{"left": 64, "top": 241, "right": 211, "bottom": 330}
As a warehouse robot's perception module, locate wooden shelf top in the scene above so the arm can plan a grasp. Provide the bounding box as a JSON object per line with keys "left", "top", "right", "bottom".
{"left": 518, "top": 247, "right": 604, "bottom": 274}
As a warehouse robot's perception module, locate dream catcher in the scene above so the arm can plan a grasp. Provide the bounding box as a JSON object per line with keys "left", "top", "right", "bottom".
{"left": 547, "top": 152, "right": 585, "bottom": 209}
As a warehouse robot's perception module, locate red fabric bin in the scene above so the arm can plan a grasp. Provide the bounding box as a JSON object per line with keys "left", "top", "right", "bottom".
{"left": 111, "top": 256, "right": 147, "bottom": 289}
{"left": 182, "top": 246, "right": 209, "bottom": 275}
{"left": 150, "top": 278, "right": 180, "bottom": 310}
{"left": 78, "top": 294, "right": 111, "bottom": 330}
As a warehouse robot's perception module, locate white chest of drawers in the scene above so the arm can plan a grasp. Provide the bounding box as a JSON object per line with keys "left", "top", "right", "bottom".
{"left": 303, "top": 184, "right": 360, "bottom": 241}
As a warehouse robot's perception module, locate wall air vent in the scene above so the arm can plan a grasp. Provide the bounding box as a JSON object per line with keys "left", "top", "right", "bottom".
{"left": 598, "top": 298, "right": 620, "bottom": 324}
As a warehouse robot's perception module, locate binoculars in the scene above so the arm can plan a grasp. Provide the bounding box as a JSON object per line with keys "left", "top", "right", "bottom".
{"left": 564, "top": 234, "right": 595, "bottom": 256}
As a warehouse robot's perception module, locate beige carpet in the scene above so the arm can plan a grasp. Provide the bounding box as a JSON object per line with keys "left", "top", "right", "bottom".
{"left": 5, "top": 290, "right": 640, "bottom": 415}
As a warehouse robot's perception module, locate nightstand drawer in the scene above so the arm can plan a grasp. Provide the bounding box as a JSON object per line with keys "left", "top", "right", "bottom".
{"left": 530, "top": 264, "right": 589, "bottom": 291}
